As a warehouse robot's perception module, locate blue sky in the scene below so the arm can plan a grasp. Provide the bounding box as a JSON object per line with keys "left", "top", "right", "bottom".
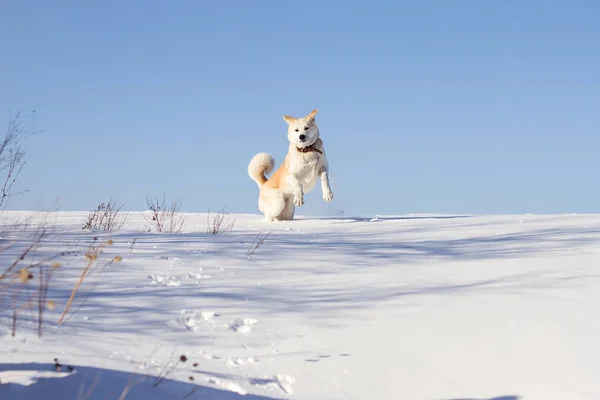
{"left": 1, "top": 1, "right": 599, "bottom": 216}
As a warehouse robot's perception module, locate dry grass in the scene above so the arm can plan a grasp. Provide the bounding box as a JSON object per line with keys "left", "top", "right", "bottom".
{"left": 82, "top": 199, "right": 129, "bottom": 231}
{"left": 0, "top": 111, "right": 29, "bottom": 210}
{"left": 246, "top": 231, "right": 270, "bottom": 257}
{"left": 205, "top": 207, "right": 235, "bottom": 235}
{"left": 1, "top": 222, "right": 122, "bottom": 336}
{"left": 58, "top": 238, "right": 122, "bottom": 324}
{"left": 144, "top": 192, "right": 186, "bottom": 233}
{"left": 0, "top": 112, "right": 124, "bottom": 340}
{"left": 0, "top": 225, "right": 67, "bottom": 337}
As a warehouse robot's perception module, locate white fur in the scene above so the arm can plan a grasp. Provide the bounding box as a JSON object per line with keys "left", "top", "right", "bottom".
{"left": 247, "top": 152, "right": 274, "bottom": 188}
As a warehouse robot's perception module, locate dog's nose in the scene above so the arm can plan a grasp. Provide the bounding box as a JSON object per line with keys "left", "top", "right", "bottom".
{"left": 299, "top": 134, "right": 306, "bottom": 141}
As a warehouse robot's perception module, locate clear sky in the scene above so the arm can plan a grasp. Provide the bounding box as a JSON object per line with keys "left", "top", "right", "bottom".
{"left": 1, "top": 1, "right": 599, "bottom": 216}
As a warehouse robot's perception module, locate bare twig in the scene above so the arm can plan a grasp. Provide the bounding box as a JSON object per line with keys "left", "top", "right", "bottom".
{"left": 144, "top": 191, "right": 185, "bottom": 233}
{"left": 128, "top": 237, "right": 138, "bottom": 254}
{"left": 205, "top": 207, "right": 235, "bottom": 235}
{"left": 0, "top": 227, "right": 49, "bottom": 280}
{"left": 37, "top": 262, "right": 60, "bottom": 337}
{"left": 0, "top": 111, "right": 37, "bottom": 210}
{"left": 10, "top": 215, "right": 32, "bottom": 231}
{"left": 82, "top": 199, "right": 129, "bottom": 231}
{"left": 1, "top": 225, "right": 64, "bottom": 337}
{"left": 152, "top": 351, "right": 188, "bottom": 387}
{"left": 246, "top": 231, "right": 270, "bottom": 257}
{"left": 58, "top": 240, "right": 121, "bottom": 324}
{"left": 0, "top": 112, "right": 61, "bottom": 338}
{"left": 1, "top": 245, "right": 34, "bottom": 280}
{"left": 59, "top": 253, "right": 96, "bottom": 324}
{"left": 58, "top": 283, "right": 96, "bottom": 325}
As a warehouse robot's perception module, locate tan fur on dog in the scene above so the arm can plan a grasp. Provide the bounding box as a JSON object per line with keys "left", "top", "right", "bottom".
{"left": 248, "top": 109, "right": 333, "bottom": 221}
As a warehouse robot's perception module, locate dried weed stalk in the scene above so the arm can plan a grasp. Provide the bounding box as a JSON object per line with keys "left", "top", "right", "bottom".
{"left": 152, "top": 353, "right": 189, "bottom": 387}
{"left": 205, "top": 207, "right": 235, "bottom": 235}
{"left": 144, "top": 192, "right": 185, "bottom": 233}
{"left": 246, "top": 231, "right": 270, "bottom": 257}
{"left": 0, "top": 111, "right": 29, "bottom": 210}
{"left": 57, "top": 238, "right": 122, "bottom": 324}
{"left": 82, "top": 199, "right": 129, "bottom": 231}
{"left": 0, "top": 226, "right": 66, "bottom": 337}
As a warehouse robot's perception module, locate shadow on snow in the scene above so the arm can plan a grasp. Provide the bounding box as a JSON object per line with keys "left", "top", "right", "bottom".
{"left": 0, "top": 362, "right": 277, "bottom": 400}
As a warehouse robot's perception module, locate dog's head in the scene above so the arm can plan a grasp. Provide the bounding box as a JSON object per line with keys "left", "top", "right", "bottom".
{"left": 283, "top": 109, "right": 319, "bottom": 148}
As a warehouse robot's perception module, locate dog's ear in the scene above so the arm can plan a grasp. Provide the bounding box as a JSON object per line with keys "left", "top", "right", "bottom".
{"left": 306, "top": 109, "right": 318, "bottom": 120}
{"left": 283, "top": 115, "right": 295, "bottom": 124}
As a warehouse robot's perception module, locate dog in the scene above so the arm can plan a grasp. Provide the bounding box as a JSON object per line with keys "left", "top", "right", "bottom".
{"left": 248, "top": 109, "right": 334, "bottom": 221}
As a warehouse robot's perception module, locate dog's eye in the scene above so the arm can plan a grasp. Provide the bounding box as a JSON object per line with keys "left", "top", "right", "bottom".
{"left": 294, "top": 128, "right": 299, "bottom": 132}
{"left": 304, "top": 126, "right": 309, "bottom": 131}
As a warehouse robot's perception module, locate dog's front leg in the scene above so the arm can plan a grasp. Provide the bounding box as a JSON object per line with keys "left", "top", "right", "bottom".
{"left": 320, "top": 165, "right": 334, "bottom": 203}
{"left": 286, "top": 175, "right": 304, "bottom": 207}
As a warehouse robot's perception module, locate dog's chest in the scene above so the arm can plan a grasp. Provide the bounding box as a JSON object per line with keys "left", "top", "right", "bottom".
{"left": 291, "top": 153, "right": 321, "bottom": 183}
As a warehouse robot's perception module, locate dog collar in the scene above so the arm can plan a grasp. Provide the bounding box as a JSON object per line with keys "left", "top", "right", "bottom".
{"left": 296, "top": 144, "right": 323, "bottom": 154}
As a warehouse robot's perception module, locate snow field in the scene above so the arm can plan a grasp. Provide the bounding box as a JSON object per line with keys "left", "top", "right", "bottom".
{"left": 1, "top": 211, "right": 599, "bottom": 399}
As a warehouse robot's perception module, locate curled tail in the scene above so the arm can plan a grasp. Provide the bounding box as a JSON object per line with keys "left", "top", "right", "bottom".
{"left": 248, "top": 152, "right": 274, "bottom": 188}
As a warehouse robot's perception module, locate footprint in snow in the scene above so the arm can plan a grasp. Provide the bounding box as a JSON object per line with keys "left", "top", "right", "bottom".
{"left": 148, "top": 272, "right": 210, "bottom": 286}
{"left": 198, "top": 350, "right": 220, "bottom": 360}
{"left": 250, "top": 374, "right": 295, "bottom": 395}
{"left": 224, "top": 357, "right": 258, "bottom": 367}
{"left": 207, "top": 377, "right": 246, "bottom": 395}
{"left": 229, "top": 318, "right": 257, "bottom": 334}
{"left": 147, "top": 274, "right": 181, "bottom": 286}
{"left": 177, "top": 310, "right": 219, "bottom": 332}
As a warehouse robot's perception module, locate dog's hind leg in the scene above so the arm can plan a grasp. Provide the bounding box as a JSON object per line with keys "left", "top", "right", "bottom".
{"left": 276, "top": 197, "right": 295, "bottom": 221}
{"left": 259, "top": 188, "right": 286, "bottom": 221}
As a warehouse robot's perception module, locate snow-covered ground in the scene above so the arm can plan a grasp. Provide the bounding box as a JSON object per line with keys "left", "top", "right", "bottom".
{"left": 1, "top": 210, "right": 599, "bottom": 400}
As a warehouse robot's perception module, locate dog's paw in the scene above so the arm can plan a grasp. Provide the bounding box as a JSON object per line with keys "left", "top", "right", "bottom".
{"left": 323, "top": 191, "right": 334, "bottom": 203}
{"left": 294, "top": 194, "right": 304, "bottom": 207}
